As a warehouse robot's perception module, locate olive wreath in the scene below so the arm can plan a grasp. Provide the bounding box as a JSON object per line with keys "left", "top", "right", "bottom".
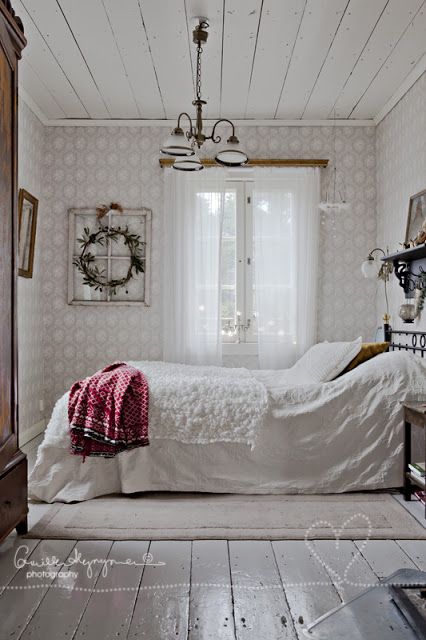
{"left": 73, "top": 224, "right": 145, "bottom": 296}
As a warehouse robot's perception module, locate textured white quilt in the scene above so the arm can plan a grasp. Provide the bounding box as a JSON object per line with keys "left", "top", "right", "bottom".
{"left": 39, "top": 361, "right": 268, "bottom": 450}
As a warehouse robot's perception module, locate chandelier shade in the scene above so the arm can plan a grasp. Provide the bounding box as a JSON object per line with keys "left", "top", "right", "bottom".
{"left": 173, "top": 154, "right": 204, "bottom": 171}
{"left": 160, "top": 128, "right": 194, "bottom": 157}
{"left": 159, "top": 19, "right": 248, "bottom": 172}
{"left": 215, "top": 136, "right": 249, "bottom": 167}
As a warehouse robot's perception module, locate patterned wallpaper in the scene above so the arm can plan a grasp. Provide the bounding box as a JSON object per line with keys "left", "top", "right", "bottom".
{"left": 17, "top": 100, "right": 45, "bottom": 437}
{"left": 17, "top": 110, "right": 378, "bottom": 417}
{"left": 376, "top": 72, "right": 426, "bottom": 331}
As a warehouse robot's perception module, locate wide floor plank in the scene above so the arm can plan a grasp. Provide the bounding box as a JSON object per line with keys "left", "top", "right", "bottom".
{"left": 127, "top": 540, "right": 192, "bottom": 640}
{"left": 189, "top": 540, "right": 235, "bottom": 639}
{"left": 229, "top": 540, "right": 297, "bottom": 639}
{"left": 313, "top": 540, "right": 378, "bottom": 601}
{"left": 272, "top": 540, "right": 341, "bottom": 637}
{"left": 0, "top": 539, "right": 76, "bottom": 640}
{"left": 19, "top": 540, "right": 112, "bottom": 640}
{"left": 71, "top": 541, "right": 149, "bottom": 640}
{"left": 355, "top": 540, "right": 417, "bottom": 579}
{"left": 396, "top": 540, "right": 426, "bottom": 571}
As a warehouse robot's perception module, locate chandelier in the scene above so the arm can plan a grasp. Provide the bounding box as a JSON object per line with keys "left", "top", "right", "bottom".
{"left": 160, "top": 19, "right": 248, "bottom": 171}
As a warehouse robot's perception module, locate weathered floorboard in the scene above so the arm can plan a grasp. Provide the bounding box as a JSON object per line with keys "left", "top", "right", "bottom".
{"left": 229, "top": 540, "right": 297, "bottom": 639}
{"left": 126, "top": 540, "right": 192, "bottom": 640}
{"left": 188, "top": 540, "right": 236, "bottom": 639}
{"left": 272, "top": 540, "right": 341, "bottom": 637}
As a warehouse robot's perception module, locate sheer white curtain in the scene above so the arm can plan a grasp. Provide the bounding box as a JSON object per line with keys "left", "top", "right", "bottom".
{"left": 253, "top": 167, "right": 320, "bottom": 369}
{"left": 163, "top": 168, "right": 226, "bottom": 365}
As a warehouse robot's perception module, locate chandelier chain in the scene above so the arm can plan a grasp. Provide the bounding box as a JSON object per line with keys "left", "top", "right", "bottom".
{"left": 196, "top": 43, "right": 203, "bottom": 101}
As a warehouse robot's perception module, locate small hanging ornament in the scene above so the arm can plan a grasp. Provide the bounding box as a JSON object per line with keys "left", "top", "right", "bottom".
{"left": 319, "top": 110, "right": 350, "bottom": 214}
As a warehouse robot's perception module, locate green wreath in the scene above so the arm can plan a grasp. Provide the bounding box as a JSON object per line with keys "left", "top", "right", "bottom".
{"left": 73, "top": 224, "right": 145, "bottom": 296}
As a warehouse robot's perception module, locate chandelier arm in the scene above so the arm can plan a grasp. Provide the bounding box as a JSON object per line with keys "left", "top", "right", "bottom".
{"left": 176, "top": 112, "right": 195, "bottom": 139}
{"left": 207, "top": 118, "right": 236, "bottom": 144}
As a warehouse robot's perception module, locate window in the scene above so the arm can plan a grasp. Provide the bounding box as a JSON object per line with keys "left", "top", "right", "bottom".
{"left": 221, "top": 180, "right": 256, "bottom": 345}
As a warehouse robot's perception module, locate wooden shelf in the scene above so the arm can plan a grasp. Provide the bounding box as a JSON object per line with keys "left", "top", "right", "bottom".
{"left": 382, "top": 244, "right": 426, "bottom": 262}
{"left": 406, "top": 472, "right": 425, "bottom": 490}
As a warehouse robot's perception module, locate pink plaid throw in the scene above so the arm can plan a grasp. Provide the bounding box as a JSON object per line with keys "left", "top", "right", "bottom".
{"left": 68, "top": 362, "right": 149, "bottom": 460}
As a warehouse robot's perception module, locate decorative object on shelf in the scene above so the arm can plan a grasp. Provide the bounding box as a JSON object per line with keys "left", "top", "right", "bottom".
{"left": 398, "top": 299, "right": 418, "bottom": 323}
{"left": 361, "top": 247, "right": 393, "bottom": 322}
{"left": 68, "top": 207, "right": 151, "bottom": 306}
{"left": 160, "top": 19, "right": 248, "bottom": 171}
{"left": 18, "top": 188, "right": 38, "bottom": 278}
{"left": 318, "top": 109, "right": 349, "bottom": 213}
{"left": 73, "top": 225, "right": 145, "bottom": 296}
{"left": 415, "top": 272, "right": 426, "bottom": 316}
{"left": 96, "top": 201, "right": 124, "bottom": 220}
{"left": 405, "top": 188, "right": 426, "bottom": 247}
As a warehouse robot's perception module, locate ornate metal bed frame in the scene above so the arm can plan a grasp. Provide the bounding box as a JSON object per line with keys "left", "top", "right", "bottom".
{"left": 384, "top": 323, "right": 426, "bottom": 357}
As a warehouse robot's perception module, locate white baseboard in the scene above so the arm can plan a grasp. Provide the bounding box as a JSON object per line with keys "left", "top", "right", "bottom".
{"left": 19, "top": 419, "right": 46, "bottom": 448}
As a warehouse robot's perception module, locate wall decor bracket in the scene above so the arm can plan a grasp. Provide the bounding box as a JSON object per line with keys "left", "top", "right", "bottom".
{"left": 383, "top": 244, "right": 426, "bottom": 294}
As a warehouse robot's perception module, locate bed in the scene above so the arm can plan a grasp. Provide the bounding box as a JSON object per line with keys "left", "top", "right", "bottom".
{"left": 28, "top": 329, "right": 426, "bottom": 503}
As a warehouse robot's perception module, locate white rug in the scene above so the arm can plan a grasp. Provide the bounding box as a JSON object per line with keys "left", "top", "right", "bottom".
{"left": 26, "top": 493, "right": 426, "bottom": 540}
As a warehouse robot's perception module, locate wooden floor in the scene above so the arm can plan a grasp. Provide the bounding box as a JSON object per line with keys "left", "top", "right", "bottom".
{"left": 0, "top": 436, "right": 421, "bottom": 639}
{"left": 0, "top": 534, "right": 425, "bottom": 639}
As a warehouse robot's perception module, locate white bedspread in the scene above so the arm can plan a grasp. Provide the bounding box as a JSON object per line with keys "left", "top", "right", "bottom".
{"left": 29, "top": 351, "right": 426, "bottom": 503}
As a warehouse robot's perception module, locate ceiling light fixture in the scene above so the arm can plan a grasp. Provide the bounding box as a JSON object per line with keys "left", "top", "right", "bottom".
{"left": 318, "top": 109, "right": 350, "bottom": 213}
{"left": 160, "top": 19, "right": 248, "bottom": 171}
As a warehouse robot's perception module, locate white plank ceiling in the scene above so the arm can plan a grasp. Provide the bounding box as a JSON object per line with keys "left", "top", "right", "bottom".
{"left": 14, "top": 0, "right": 426, "bottom": 122}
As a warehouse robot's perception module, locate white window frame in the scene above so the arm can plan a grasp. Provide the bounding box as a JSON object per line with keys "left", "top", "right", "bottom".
{"left": 222, "top": 178, "right": 257, "bottom": 355}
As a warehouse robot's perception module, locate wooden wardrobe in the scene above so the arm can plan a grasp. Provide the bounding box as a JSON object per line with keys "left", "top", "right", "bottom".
{"left": 0, "top": 0, "right": 27, "bottom": 542}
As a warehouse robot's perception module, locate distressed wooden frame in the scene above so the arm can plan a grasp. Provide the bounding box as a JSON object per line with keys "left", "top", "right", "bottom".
{"left": 68, "top": 207, "right": 152, "bottom": 306}
{"left": 17, "top": 188, "right": 38, "bottom": 278}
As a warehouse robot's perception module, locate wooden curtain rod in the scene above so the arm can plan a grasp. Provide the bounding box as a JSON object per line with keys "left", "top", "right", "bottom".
{"left": 159, "top": 158, "right": 328, "bottom": 168}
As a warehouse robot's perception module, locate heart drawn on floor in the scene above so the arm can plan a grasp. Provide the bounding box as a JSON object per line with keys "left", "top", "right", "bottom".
{"left": 304, "top": 513, "right": 372, "bottom": 585}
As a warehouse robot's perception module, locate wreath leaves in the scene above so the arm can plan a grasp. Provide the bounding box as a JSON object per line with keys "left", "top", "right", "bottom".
{"left": 73, "top": 224, "right": 145, "bottom": 296}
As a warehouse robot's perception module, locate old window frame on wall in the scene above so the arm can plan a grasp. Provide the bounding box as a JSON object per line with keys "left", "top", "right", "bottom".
{"left": 68, "top": 207, "right": 151, "bottom": 306}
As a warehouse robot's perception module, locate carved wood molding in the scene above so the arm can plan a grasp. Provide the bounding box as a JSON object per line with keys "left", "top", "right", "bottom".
{"left": 0, "top": 0, "right": 26, "bottom": 60}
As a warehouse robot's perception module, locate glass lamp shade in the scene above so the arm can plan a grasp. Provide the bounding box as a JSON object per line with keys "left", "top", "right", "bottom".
{"left": 172, "top": 153, "right": 204, "bottom": 171}
{"left": 399, "top": 302, "right": 417, "bottom": 323}
{"left": 361, "top": 257, "right": 379, "bottom": 279}
{"left": 160, "top": 129, "right": 194, "bottom": 157}
{"left": 215, "top": 137, "right": 248, "bottom": 167}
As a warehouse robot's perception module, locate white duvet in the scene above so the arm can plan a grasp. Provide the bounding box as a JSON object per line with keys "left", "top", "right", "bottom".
{"left": 29, "top": 351, "right": 426, "bottom": 503}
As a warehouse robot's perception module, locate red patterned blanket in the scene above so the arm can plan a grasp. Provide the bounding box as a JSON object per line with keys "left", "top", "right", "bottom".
{"left": 68, "top": 362, "right": 149, "bottom": 460}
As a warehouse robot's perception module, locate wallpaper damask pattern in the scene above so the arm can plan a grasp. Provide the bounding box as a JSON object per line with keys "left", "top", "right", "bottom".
{"left": 17, "top": 108, "right": 378, "bottom": 416}
{"left": 17, "top": 101, "right": 45, "bottom": 437}
{"left": 376, "top": 72, "right": 426, "bottom": 331}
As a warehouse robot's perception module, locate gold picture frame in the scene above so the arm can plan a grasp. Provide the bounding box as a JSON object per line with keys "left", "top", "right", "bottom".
{"left": 404, "top": 188, "right": 426, "bottom": 246}
{"left": 18, "top": 188, "right": 38, "bottom": 278}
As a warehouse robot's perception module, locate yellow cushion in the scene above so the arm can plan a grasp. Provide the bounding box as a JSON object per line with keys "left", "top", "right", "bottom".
{"left": 341, "top": 342, "right": 389, "bottom": 374}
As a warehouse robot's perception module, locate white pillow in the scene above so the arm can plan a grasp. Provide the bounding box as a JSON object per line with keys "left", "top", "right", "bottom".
{"left": 290, "top": 337, "right": 362, "bottom": 384}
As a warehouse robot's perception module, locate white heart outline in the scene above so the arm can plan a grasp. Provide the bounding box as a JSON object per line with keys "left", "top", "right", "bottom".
{"left": 304, "top": 513, "right": 372, "bottom": 585}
